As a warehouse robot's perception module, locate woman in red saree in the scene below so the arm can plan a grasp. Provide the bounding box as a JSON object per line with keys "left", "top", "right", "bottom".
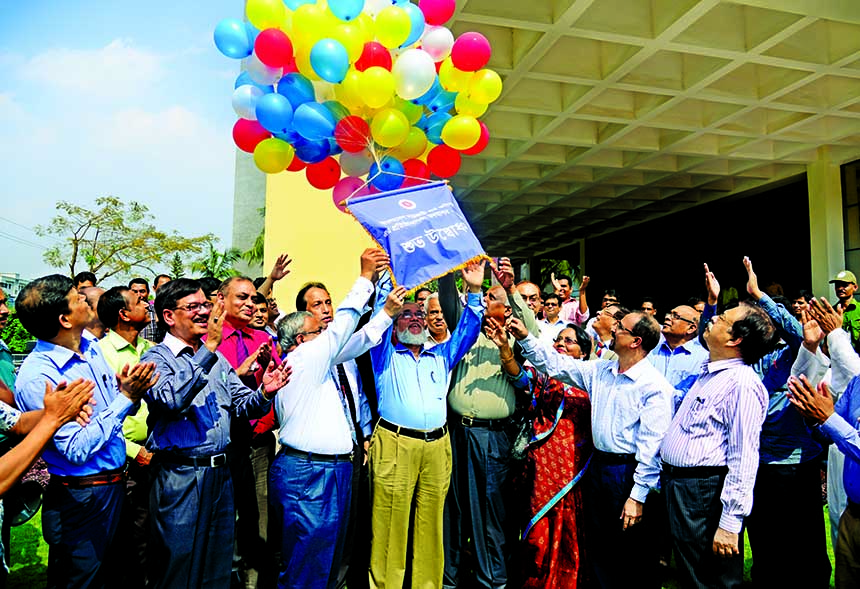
{"left": 486, "top": 319, "right": 593, "bottom": 589}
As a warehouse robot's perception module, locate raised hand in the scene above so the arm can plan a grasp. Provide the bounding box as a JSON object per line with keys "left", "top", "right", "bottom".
{"left": 490, "top": 257, "right": 515, "bottom": 292}
{"left": 743, "top": 256, "right": 763, "bottom": 301}
{"left": 808, "top": 297, "right": 843, "bottom": 335}
{"left": 360, "top": 248, "right": 391, "bottom": 281}
{"left": 256, "top": 342, "right": 273, "bottom": 371}
{"left": 205, "top": 300, "right": 227, "bottom": 352}
{"left": 43, "top": 379, "right": 96, "bottom": 428}
{"left": 506, "top": 317, "right": 529, "bottom": 341}
{"left": 461, "top": 259, "right": 487, "bottom": 292}
{"left": 483, "top": 317, "right": 509, "bottom": 348}
{"left": 269, "top": 253, "right": 293, "bottom": 282}
{"left": 383, "top": 286, "right": 408, "bottom": 318}
{"left": 551, "top": 272, "right": 562, "bottom": 295}
{"left": 704, "top": 263, "right": 720, "bottom": 306}
{"left": 236, "top": 348, "right": 262, "bottom": 377}
{"left": 800, "top": 310, "right": 823, "bottom": 352}
{"left": 118, "top": 362, "right": 159, "bottom": 403}
{"left": 580, "top": 276, "right": 590, "bottom": 291}
{"left": 262, "top": 361, "right": 292, "bottom": 397}
{"left": 787, "top": 375, "right": 835, "bottom": 424}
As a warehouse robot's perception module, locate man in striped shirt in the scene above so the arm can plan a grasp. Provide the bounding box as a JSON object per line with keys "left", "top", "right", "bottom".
{"left": 660, "top": 263, "right": 777, "bottom": 588}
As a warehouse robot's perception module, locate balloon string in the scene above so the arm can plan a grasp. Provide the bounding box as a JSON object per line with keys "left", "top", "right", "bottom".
{"left": 342, "top": 171, "right": 438, "bottom": 204}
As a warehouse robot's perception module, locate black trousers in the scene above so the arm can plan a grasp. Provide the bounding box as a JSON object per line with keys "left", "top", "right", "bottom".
{"left": 747, "top": 460, "right": 831, "bottom": 588}
{"left": 584, "top": 456, "right": 659, "bottom": 589}
{"left": 664, "top": 468, "right": 742, "bottom": 589}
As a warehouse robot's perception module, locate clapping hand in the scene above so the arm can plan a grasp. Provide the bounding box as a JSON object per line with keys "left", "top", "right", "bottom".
{"left": 262, "top": 362, "right": 292, "bottom": 398}
{"left": 118, "top": 362, "right": 159, "bottom": 403}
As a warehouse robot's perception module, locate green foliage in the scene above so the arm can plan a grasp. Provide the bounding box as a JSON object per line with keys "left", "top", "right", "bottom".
{"left": 190, "top": 244, "right": 242, "bottom": 280}
{"left": 241, "top": 206, "right": 267, "bottom": 267}
{"left": 36, "top": 196, "right": 213, "bottom": 281}
{"left": 538, "top": 258, "right": 581, "bottom": 291}
{"left": 1, "top": 313, "right": 33, "bottom": 353}
{"left": 169, "top": 253, "right": 185, "bottom": 279}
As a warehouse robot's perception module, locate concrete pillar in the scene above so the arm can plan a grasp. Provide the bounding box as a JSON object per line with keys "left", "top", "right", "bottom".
{"left": 263, "top": 172, "right": 374, "bottom": 312}
{"left": 231, "top": 150, "right": 267, "bottom": 277}
{"left": 807, "top": 148, "right": 846, "bottom": 299}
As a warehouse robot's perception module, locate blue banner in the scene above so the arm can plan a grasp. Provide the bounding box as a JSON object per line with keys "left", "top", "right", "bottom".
{"left": 346, "top": 181, "right": 487, "bottom": 291}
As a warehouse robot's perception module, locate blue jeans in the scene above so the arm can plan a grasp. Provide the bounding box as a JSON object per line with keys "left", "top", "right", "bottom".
{"left": 269, "top": 450, "right": 353, "bottom": 589}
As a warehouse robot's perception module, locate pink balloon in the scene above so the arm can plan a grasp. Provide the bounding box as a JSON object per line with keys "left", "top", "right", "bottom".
{"left": 332, "top": 176, "right": 370, "bottom": 211}
{"left": 418, "top": 0, "right": 456, "bottom": 26}
{"left": 451, "top": 32, "right": 491, "bottom": 72}
{"left": 255, "top": 28, "right": 294, "bottom": 68}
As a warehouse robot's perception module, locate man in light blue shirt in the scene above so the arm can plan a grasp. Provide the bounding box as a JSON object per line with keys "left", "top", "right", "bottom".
{"left": 14, "top": 274, "right": 156, "bottom": 589}
{"left": 367, "top": 261, "right": 485, "bottom": 589}
{"left": 648, "top": 304, "right": 708, "bottom": 409}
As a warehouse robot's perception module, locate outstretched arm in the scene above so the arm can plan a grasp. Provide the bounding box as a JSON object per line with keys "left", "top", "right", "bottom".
{"left": 256, "top": 253, "right": 293, "bottom": 298}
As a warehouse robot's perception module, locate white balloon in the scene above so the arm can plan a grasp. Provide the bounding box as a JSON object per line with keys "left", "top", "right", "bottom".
{"left": 313, "top": 80, "right": 337, "bottom": 103}
{"left": 392, "top": 48, "right": 436, "bottom": 100}
{"left": 232, "top": 85, "right": 264, "bottom": 120}
{"left": 363, "top": 0, "right": 389, "bottom": 17}
{"left": 340, "top": 149, "right": 374, "bottom": 177}
{"left": 421, "top": 26, "right": 454, "bottom": 62}
{"left": 243, "top": 55, "right": 283, "bottom": 85}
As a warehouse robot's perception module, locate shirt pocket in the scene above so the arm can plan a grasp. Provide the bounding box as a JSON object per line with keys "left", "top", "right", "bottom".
{"left": 679, "top": 394, "right": 723, "bottom": 435}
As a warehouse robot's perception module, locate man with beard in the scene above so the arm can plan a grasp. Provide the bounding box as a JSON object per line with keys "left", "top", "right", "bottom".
{"left": 509, "top": 308, "right": 673, "bottom": 589}
{"left": 368, "top": 261, "right": 486, "bottom": 589}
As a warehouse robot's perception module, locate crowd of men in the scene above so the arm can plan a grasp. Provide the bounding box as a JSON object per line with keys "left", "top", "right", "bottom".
{"left": 1, "top": 253, "right": 860, "bottom": 589}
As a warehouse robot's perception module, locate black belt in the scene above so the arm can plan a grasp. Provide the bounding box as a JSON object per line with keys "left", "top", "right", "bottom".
{"left": 378, "top": 418, "right": 448, "bottom": 441}
{"left": 592, "top": 449, "right": 637, "bottom": 465}
{"left": 662, "top": 463, "right": 728, "bottom": 478}
{"left": 456, "top": 415, "right": 511, "bottom": 430}
{"left": 159, "top": 452, "right": 229, "bottom": 468}
{"left": 280, "top": 445, "right": 354, "bottom": 463}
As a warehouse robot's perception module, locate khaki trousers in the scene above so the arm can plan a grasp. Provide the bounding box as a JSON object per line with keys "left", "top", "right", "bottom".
{"left": 368, "top": 424, "right": 452, "bottom": 589}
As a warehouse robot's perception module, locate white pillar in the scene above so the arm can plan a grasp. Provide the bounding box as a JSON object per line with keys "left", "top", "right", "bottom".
{"left": 807, "top": 148, "right": 846, "bottom": 299}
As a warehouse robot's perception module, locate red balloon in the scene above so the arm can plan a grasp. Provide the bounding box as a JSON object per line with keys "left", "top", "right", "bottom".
{"left": 402, "top": 159, "right": 430, "bottom": 187}
{"left": 355, "top": 42, "right": 392, "bottom": 72}
{"left": 419, "top": 0, "right": 456, "bottom": 25}
{"left": 306, "top": 157, "right": 341, "bottom": 189}
{"left": 451, "top": 32, "right": 491, "bottom": 72}
{"left": 286, "top": 157, "right": 306, "bottom": 172}
{"left": 283, "top": 53, "right": 298, "bottom": 74}
{"left": 461, "top": 121, "right": 489, "bottom": 155}
{"left": 255, "top": 28, "right": 294, "bottom": 68}
{"left": 233, "top": 119, "right": 271, "bottom": 153}
{"left": 427, "top": 145, "right": 461, "bottom": 178}
{"left": 334, "top": 116, "right": 371, "bottom": 152}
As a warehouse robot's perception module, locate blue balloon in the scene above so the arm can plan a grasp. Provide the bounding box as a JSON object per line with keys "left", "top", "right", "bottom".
{"left": 245, "top": 22, "right": 261, "bottom": 45}
{"left": 293, "top": 137, "right": 332, "bottom": 163}
{"left": 411, "top": 77, "right": 441, "bottom": 105}
{"left": 310, "top": 39, "right": 350, "bottom": 83}
{"left": 277, "top": 73, "right": 316, "bottom": 110}
{"left": 416, "top": 114, "right": 429, "bottom": 132}
{"left": 369, "top": 157, "right": 405, "bottom": 191}
{"left": 328, "top": 137, "right": 344, "bottom": 156}
{"left": 293, "top": 103, "right": 337, "bottom": 141}
{"left": 426, "top": 111, "right": 452, "bottom": 144}
{"left": 401, "top": 3, "right": 426, "bottom": 47}
{"left": 256, "top": 93, "right": 295, "bottom": 135}
{"left": 428, "top": 90, "right": 456, "bottom": 113}
{"left": 235, "top": 71, "right": 274, "bottom": 93}
{"left": 214, "top": 19, "right": 252, "bottom": 59}
{"left": 285, "top": 0, "right": 314, "bottom": 8}
{"left": 275, "top": 129, "right": 302, "bottom": 144}
{"left": 329, "top": 0, "right": 365, "bottom": 21}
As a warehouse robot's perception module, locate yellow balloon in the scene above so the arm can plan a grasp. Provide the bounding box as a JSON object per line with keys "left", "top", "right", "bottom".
{"left": 247, "top": 0, "right": 287, "bottom": 29}
{"left": 438, "top": 58, "right": 473, "bottom": 92}
{"left": 441, "top": 115, "right": 481, "bottom": 150}
{"left": 360, "top": 67, "right": 395, "bottom": 109}
{"left": 394, "top": 97, "right": 423, "bottom": 125}
{"left": 371, "top": 108, "right": 410, "bottom": 148}
{"left": 333, "top": 23, "right": 365, "bottom": 63}
{"left": 389, "top": 127, "right": 427, "bottom": 160}
{"left": 468, "top": 69, "right": 503, "bottom": 104}
{"left": 374, "top": 6, "right": 411, "bottom": 49}
{"left": 356, "top": 12, "right": 374, "bottom": 40}
{"left": 455, "top": 93, "right": 488, "bottom": 117}
{"left": 254, "top": 138, "right": 295, "bottom": 174}
{"left": 293, "top": 4, "right": 329, "bottom": 40}
{"left": 336, "top": 68, "right": 364, "bottom": 110}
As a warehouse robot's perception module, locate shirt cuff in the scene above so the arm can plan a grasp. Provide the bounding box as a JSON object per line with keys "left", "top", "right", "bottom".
{"left": 719, "top": 511, "right": 744, "bottom": 534}
{"left": 630, "top": 482, "right": 650, "bottom": 503}
{"left": 820, "top": 411, "right": 855, "bottom": 442}
{"left": 108, "top": 394, "right": 134, "bottom": 420}
{"left": 125, "top": 439, "right": 143, "bottom": 460}
{"left": 518, "top": 333, "right": 539, "bottom": 354}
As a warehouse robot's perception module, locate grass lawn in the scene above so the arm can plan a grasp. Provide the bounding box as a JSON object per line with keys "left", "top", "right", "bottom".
{"left": 7, "top": 505, "right": 839, "bottom": 588}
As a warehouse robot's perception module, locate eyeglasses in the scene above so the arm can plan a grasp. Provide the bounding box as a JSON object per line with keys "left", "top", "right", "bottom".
{"left": 544, "top": 302, "right": 559, "bottom": 308}
{"left": 554, "top": 335, "right": 580, "bottom": 347}
{"left": 615, "top": 323, "right": 639, "bottom": 338}
{"left": 668, "top": 311, "right": 697, "bottom": 325}
{"left": 400, "top": 310, "right": 426, "bottom": 320}
{"left": 714, "top": 312, "right": 733, "bottom": 326}
{"left": 173, "top": 301, "right": 214, "bottom": 313}
{"left": 299, "top": 327, "right": 324, "bottom": 337}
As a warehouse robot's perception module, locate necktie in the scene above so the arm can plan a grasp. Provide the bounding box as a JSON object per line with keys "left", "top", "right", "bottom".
{"left": 236, "top": 331, "right": 250, "bottom": 365}
{"left": 333, "top": 364, "right": 360, "bottom": 445}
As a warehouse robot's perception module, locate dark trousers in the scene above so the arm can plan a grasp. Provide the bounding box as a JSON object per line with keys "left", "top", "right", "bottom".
{"left": 664, "top": 468, "right": 743, "bottom": 589}
{"left": 443, "top": 420, "right": 514, "bottom": 589}
{"left": 247, "top": 434, "right": 277, "bottom": 589}
{"left": 111, "top": 461, "right": 151, "bottom": 589}
{"left": 42, "top": 479, "right": 124, "bottom": 589}
{"left": 149, "top": 463, "right": 235, "bottom": 588}
{"left": 269, "top": 449, "right": 353, "bottom": 589}
{"left": 337, "top": 454, "right": 371, "bottom": 589}
{"left": 747, "top": 460, "right": 831, "bottom": 588}
{"left": 584, "top": 456, "right": 658, "bottom": 589}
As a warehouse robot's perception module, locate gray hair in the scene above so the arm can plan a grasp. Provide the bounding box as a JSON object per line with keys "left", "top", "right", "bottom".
{"left": 278, "top": 311, "right": 312, "bottom": 352}
{"left": 424, "top": 292, "right": 440, "bottom": 315}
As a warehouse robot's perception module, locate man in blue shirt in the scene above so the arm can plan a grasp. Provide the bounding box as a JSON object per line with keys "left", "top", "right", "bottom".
{"left": 14, "top": 274, "right": 157, "bottom": 589}
{"left": 367, "top": 261, "right": 486, "bottom": 589}
{"left": 648, "top": 304, "right": 708, "bottom": 409}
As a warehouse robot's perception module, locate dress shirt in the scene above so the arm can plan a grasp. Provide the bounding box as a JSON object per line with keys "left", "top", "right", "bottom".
{"left": 141, "top": 332, "right": 272, "bottom": 456}
{"left": 661, "top": 358, "right": 768, "bottom": 533}
{"left": 538, "top": 317, "right": 567, "bottom": 345}
{"left": 216, "top": 322, "right": 280, "bottom": 388}
{"left": 702, "top": 296, "right": 818, "bottom": 465}
{"left": 275, "top": 277, "right": 381, "bottom": 453}
{"left": 559, "top": 298, "right": 589, "bottom": 326}
{"left": 518, "top": 334, "right": 674, "bottom": 502}
{"left": 821, "top": 375, "right": 860, "bottom": 504}
{"left": 447, "top": 332, "right": 522, "bottom": 420}
{"left": 15, "top": 337, "right": 134, "bottom": 476}
{"left": 648, "top": 335, "right": 709, "bottom": 409}
{"left": 0, "top": 339, "right": 14, "bottom": 391}
{"left": 371, "top": 276, "right": 484, "bottom": 431}
{"left": 98, "top": 330, "right": 154, "bottom": 459}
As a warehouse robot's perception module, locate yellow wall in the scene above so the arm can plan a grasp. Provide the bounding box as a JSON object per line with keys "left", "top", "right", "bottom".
{"left": 263, "top": 172, "right": 374, "bottom": 312}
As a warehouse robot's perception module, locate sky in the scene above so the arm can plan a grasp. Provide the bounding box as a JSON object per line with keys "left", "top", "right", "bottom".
{"left": 0, "top": 0, "right": 245, "bottom": 281}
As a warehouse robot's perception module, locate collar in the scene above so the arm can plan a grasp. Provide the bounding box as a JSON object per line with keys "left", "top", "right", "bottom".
{"left": 658, "top": 335, "right": 697, "bottom": 354}
{"left": 610, "top": 356, "right": 649, "bottom": 380}
{"left": 395, "top": 341, "right": 436, "bottom": 358}
{"left": 222, "top": 320, "right": 255, "bottom": 340}
{"left": 844, "top": 298, "right": 858, "bottom": 312}
{"left": 704, "top": 357, "right": 746, "bottom": 374}
{"left": 162, "top": 332, "right": 195, "bottom": 357}
{"left": 104, "top": 329, "right": 134, "bottom": 352}
{"left": 34, "top": 336, "right": 95, "bottom": 370}
{"left": 541, "top": 317, "right": 565, "bottom": 327}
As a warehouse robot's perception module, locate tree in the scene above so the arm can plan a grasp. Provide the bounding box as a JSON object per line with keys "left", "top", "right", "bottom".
{"left": 169, "top": 253, "right": 185, "bottom": 279}
{"left": 1, "top": 313, "right": 34, "bottom": 354}
{"left": 191, "top": 244, "right": 242, "bottom": 279}
{"left": 36, "top": 196, "right": 213, "bottom": 281}
{"left": 241, "top": 206, "right": 266, "bottom": 267}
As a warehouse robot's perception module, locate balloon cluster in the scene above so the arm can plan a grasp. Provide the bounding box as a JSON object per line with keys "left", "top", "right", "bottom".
{"left": 215, "top": 0, "right": 500, "bottom": 208}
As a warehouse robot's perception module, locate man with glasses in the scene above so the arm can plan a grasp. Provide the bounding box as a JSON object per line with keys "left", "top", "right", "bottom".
{"left": 141, "top": 278, "right": 290, "bottom": 587}
{"left": 516, "top": 281, "right": 544, "bottom": 319}
{"left": 538, "top": 293, "right": 566, "bottom": 344}
{"left": 831, "top": 270, "right": 860, "bottom": 354}
{"left": 587, "top": 305, "right": 624, "bottom": 361}
{"left": 649, "top": 305, "right": 709, "bottom": 409}
{"left": 510, "top": 308, "right": 673, "bottom": 589}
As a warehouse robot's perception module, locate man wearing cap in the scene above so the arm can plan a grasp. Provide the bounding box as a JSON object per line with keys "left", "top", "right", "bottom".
{"left": 831, "top": 270, "right": 860, "bottom": 354}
